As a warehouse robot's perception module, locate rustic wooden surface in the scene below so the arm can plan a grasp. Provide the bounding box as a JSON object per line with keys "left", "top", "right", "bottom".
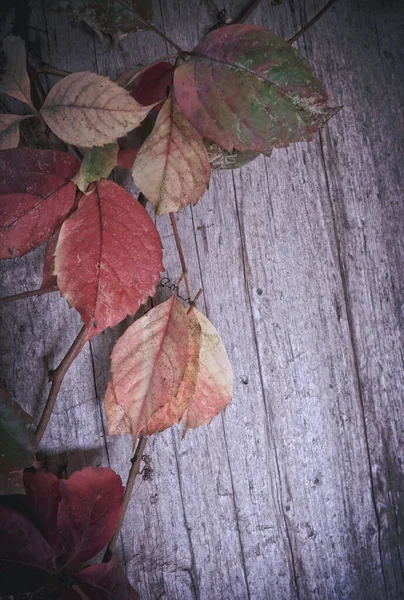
{"left": 1, "top": 0, "right": 403, "bottom": 598}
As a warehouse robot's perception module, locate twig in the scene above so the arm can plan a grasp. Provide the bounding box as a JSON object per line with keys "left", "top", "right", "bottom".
{"left": 169, "top": 213, "right": 191, "bottom": 303}
{"left": 232, "top": 0, "right": 264, "bottom": 24}
{"left": 113, "top": 0, "right": 184, "bottom": 53}
{"left": 0, "top": 286, "right": 58, "bottom": 304}
{"left": 288, "top": 0, "right": 339, "bottom": 44}
{"left": 27, "top": 64, "right": 47, "bottom": 106}
{"left": 35, "top": 325, "right": 88, "bottom": 443}
{"left": 103, "top": 436, "right": 148, "bottom": 562}
{"left": 36, "top": 64, "right": 72, "bottom": 77}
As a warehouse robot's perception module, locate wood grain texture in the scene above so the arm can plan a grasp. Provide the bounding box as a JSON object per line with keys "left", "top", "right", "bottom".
{"left": 0, "top": 0, "right": 403, "bottom": 598}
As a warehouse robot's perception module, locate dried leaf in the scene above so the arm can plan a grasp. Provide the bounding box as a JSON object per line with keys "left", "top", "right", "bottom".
{"left": 57, "top": 466, "right": 123, "bottom": 564}
{"left": 105, "top": 295, "right": 189, "bottom": 439}
{"left": 0, "top": 35, "right": 35, "bottom": 110}
{"left": 0, "top": 148, "right": 79, "bottom": 259}
{"left": 181, "top": 309, "right": 233, "bottom": 434}
{"left": 42, "top": 229, "right": 60, "bottom": 289}
{"left": 48, "top": 0, "right": 153, "bottom": 36}
{"left": 146, "top": 307, "right": 202, "bottom": 434}
{"left": 73, "top": 143, "right": 118, "bottom": 192}
{"left": 54, "top": 179, "right": 163, "bottom": 338}
{"left": 0, "top": 114, "right": 34, "bottom": 149}
{"left": 130, "top": 61, "right": 174, "bottom": 106}
{"left": 75, "top": 555, "right": 139, "bottom": 600}
{"left": 23, "top": 471, "right": 63, "bottom": 555}
{"left": 174, "top": 24, "right": 339, "bottom": 153}
{"left": 41, "top": 72, "right": 154, "bottom": 147}
{"left": 132, "top": 95, "right": 210, "bottom": 215}
{"left": 0, "top": 389, "right": 36, "bottom": 495}
{"left": 0, "top": 505, "right": 57, "bottom": 596}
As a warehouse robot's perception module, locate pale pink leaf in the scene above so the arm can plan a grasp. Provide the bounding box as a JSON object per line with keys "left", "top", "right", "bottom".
{"left": 0, "top": 36, "right": 34, "bottom": 110}
{"left": 0, "top": 114, "right": 34, "bottom": 150}
{"left": 132, "top": 94, "right": 210, "bottom": 215}
{"left": 105, "top": 296, "right": 189, "bottom": 439}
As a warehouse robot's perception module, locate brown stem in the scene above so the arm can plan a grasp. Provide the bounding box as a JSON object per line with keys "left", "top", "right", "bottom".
{"left": 169, "top": 213, "right": 191, "bottom": 303}
{"left": 112, "top": 0, "right": 184, "bottom": 52}
{"left": 288, "top": 0, "right": 339, "bottom": 44}
{"left": 233, "top": 0, "right": 264, "bottom": 23}
{"left": 103, "top": 436, "right": 148, "bottom": 562}
{"left": 27, "top": 64, "right": 47, "bottom": 106}
{"left": 35, "top": 325, "right": 88, "bottom": 444}
{"left": 36, "top": 64, "right": 72, "bottom": 77}
{"left": 0, "top": 286, "right": 58, "bottom": 304}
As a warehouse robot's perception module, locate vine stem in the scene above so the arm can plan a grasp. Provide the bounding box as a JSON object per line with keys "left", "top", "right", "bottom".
{"left": 169, "top": 213, "right": 191, "bottom": 303}
{"left": 0, "top": 286, "right": 58, "bottom": 304}
{"left": 103, "top": 435, "right": 148, "bottom": 562}
{"left": 233, "top": 0, "right": 264, "bottom": 24}
{"left": 35, "top": 325, "right": 88, "bottom": 444}
{"left": 113, "top": 0, "right": 184, "bottom": 53}
{"left": 288, "top": 0, "right": 339, "bottom": 44}
{"left": 36, "top": 64, "right": 72, "bottom": 77}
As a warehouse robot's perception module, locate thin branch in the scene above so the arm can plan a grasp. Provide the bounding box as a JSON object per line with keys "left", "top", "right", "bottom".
{"left": 169, "top": 212, "right": 191, "bottom": 303}
{"left": 35, "top": 325, "right": 88, "bottom": 444}
{"left": 36, "top": 64, "right": 72, "bottom": 77}
{"left": 232, "top": 0, "right": 264, "bottom": 24}
{"left": 112, "top": 0, "right": 184, "bottom": 52}
{"left": 288, "top": 0, "right": 339, "bottom": 44}
{"left": 103, "top": 435, "right": 148, "bottom": 562}
{"left": 0, "top": 286, "right": 58, "bottom": 304}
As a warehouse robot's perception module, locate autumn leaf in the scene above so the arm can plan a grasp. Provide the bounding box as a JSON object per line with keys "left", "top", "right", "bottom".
{"left": 0, "top": 148, "right": 79, "bottom": 259}
{"left": 23, "top": 471, "right": 63, "bottom": 554}
{"left": 75, "top": 555, "right": 139, "bottom": 600}
{"left": 0, "top": 389, "right": 36, "bottom": 495}
{"left": 48, "top": 0, "right": 153, "bottom": 37}
{"left": 105, "top": 295, "right": 190, "bottom": 439}
{"left": 0, "top": 114, "right": 34, "bottom": 150}
{"left": 181, "top": 308, "right": 233, "bottom": 435}
{"left": 117, "top": 148, "right": 139, "bottom": 170}
{"left": 0, "top": 505, "right": 57, "bottom": 596}
{"left": 41, "top": 72, "right": 154, "bottom": 147}
{"left": 0, "top": 35, "right": 35, "bottom": 110}
{"left": 205, "top": 139, "right": 260, "bottom": 171}
{"left": 58, "top": 466, "right": 123, "bottom": 564}
{"left": 174, "top": 24, "right": 339, "bottom": 154}
{"left": 73, "top": 143, "right": 118, "bottom": 192}
{"left": 42, "top": 228, "right": 60, "bottom": 289}
{"left": 54, "top": 179, "right": 163, "bottom": 338}
{"left": 132, "top": 94, "right": 211, "bottom": 215}
{"left": 130, "top": 61, "right": 174, "bottom": 106}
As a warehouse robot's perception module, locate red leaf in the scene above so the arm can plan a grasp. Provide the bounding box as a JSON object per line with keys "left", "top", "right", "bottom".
{"left": 57, "top": 466, "right": 124, "bottom": 564}
{"left": 54, "top": 180, "right": 163, "bottom": 338}
{"left": 0, "top": 505, "right": 56, "bottom": 596}
{"left": 0, "top": 148, "right": 79, "bottom": 259}
{"left": 23, "top": 471, "right": 62, "bottom": 555}
{"left": 75, "top": 554, "right": 139, "bottom": 600}
{"left": 117, "top": 148, "right": 139, "bottom": 170}
{"left": 131, "top": 61, "right": 174, "bottom": 106}
{"left": 42, "top": 228, "right": 60, "bottom": 289}
{"left": 174, "top": 24, "right": 338, "bottom": 153}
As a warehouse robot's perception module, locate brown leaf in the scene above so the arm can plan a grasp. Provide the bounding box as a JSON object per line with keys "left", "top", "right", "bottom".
{"left": 54, "top": 180, "right": 162, "bottom": 338}
{"left": 41, "top": 72, "right": 154, "bottom": 147}
{"left": 0, "top": 35, "right": 35, "bottom": 110}
{"left": 0, "top": 114, "right": 34, "bottom": 150}
{"left": 105, "top": 296, "right": 189, "bottom": 439}
{"left": 132, "top": 94, "right": 210, "bottom": 215}
{"left": 181, "top": 308, "right": 233, "bottom": 435}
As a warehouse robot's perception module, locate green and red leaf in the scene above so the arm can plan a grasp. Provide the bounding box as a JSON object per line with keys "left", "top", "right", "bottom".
{"left": 174, "top": 24, "right": 338, "bottom": 154}
{"left": 0, "top": 148, "right": 79, "bottom": 259}
{"left": 54, "top": 179, "right": 163, "bottom": 338}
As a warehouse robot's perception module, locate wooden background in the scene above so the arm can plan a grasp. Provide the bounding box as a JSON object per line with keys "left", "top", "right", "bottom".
{"left": 1, "top": 0, "right": 403, "bottom": 598}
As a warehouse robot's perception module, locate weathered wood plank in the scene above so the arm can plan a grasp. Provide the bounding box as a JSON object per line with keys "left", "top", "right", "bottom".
{"left": 0, "top": 1, "right": 403, "bottom": 599}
